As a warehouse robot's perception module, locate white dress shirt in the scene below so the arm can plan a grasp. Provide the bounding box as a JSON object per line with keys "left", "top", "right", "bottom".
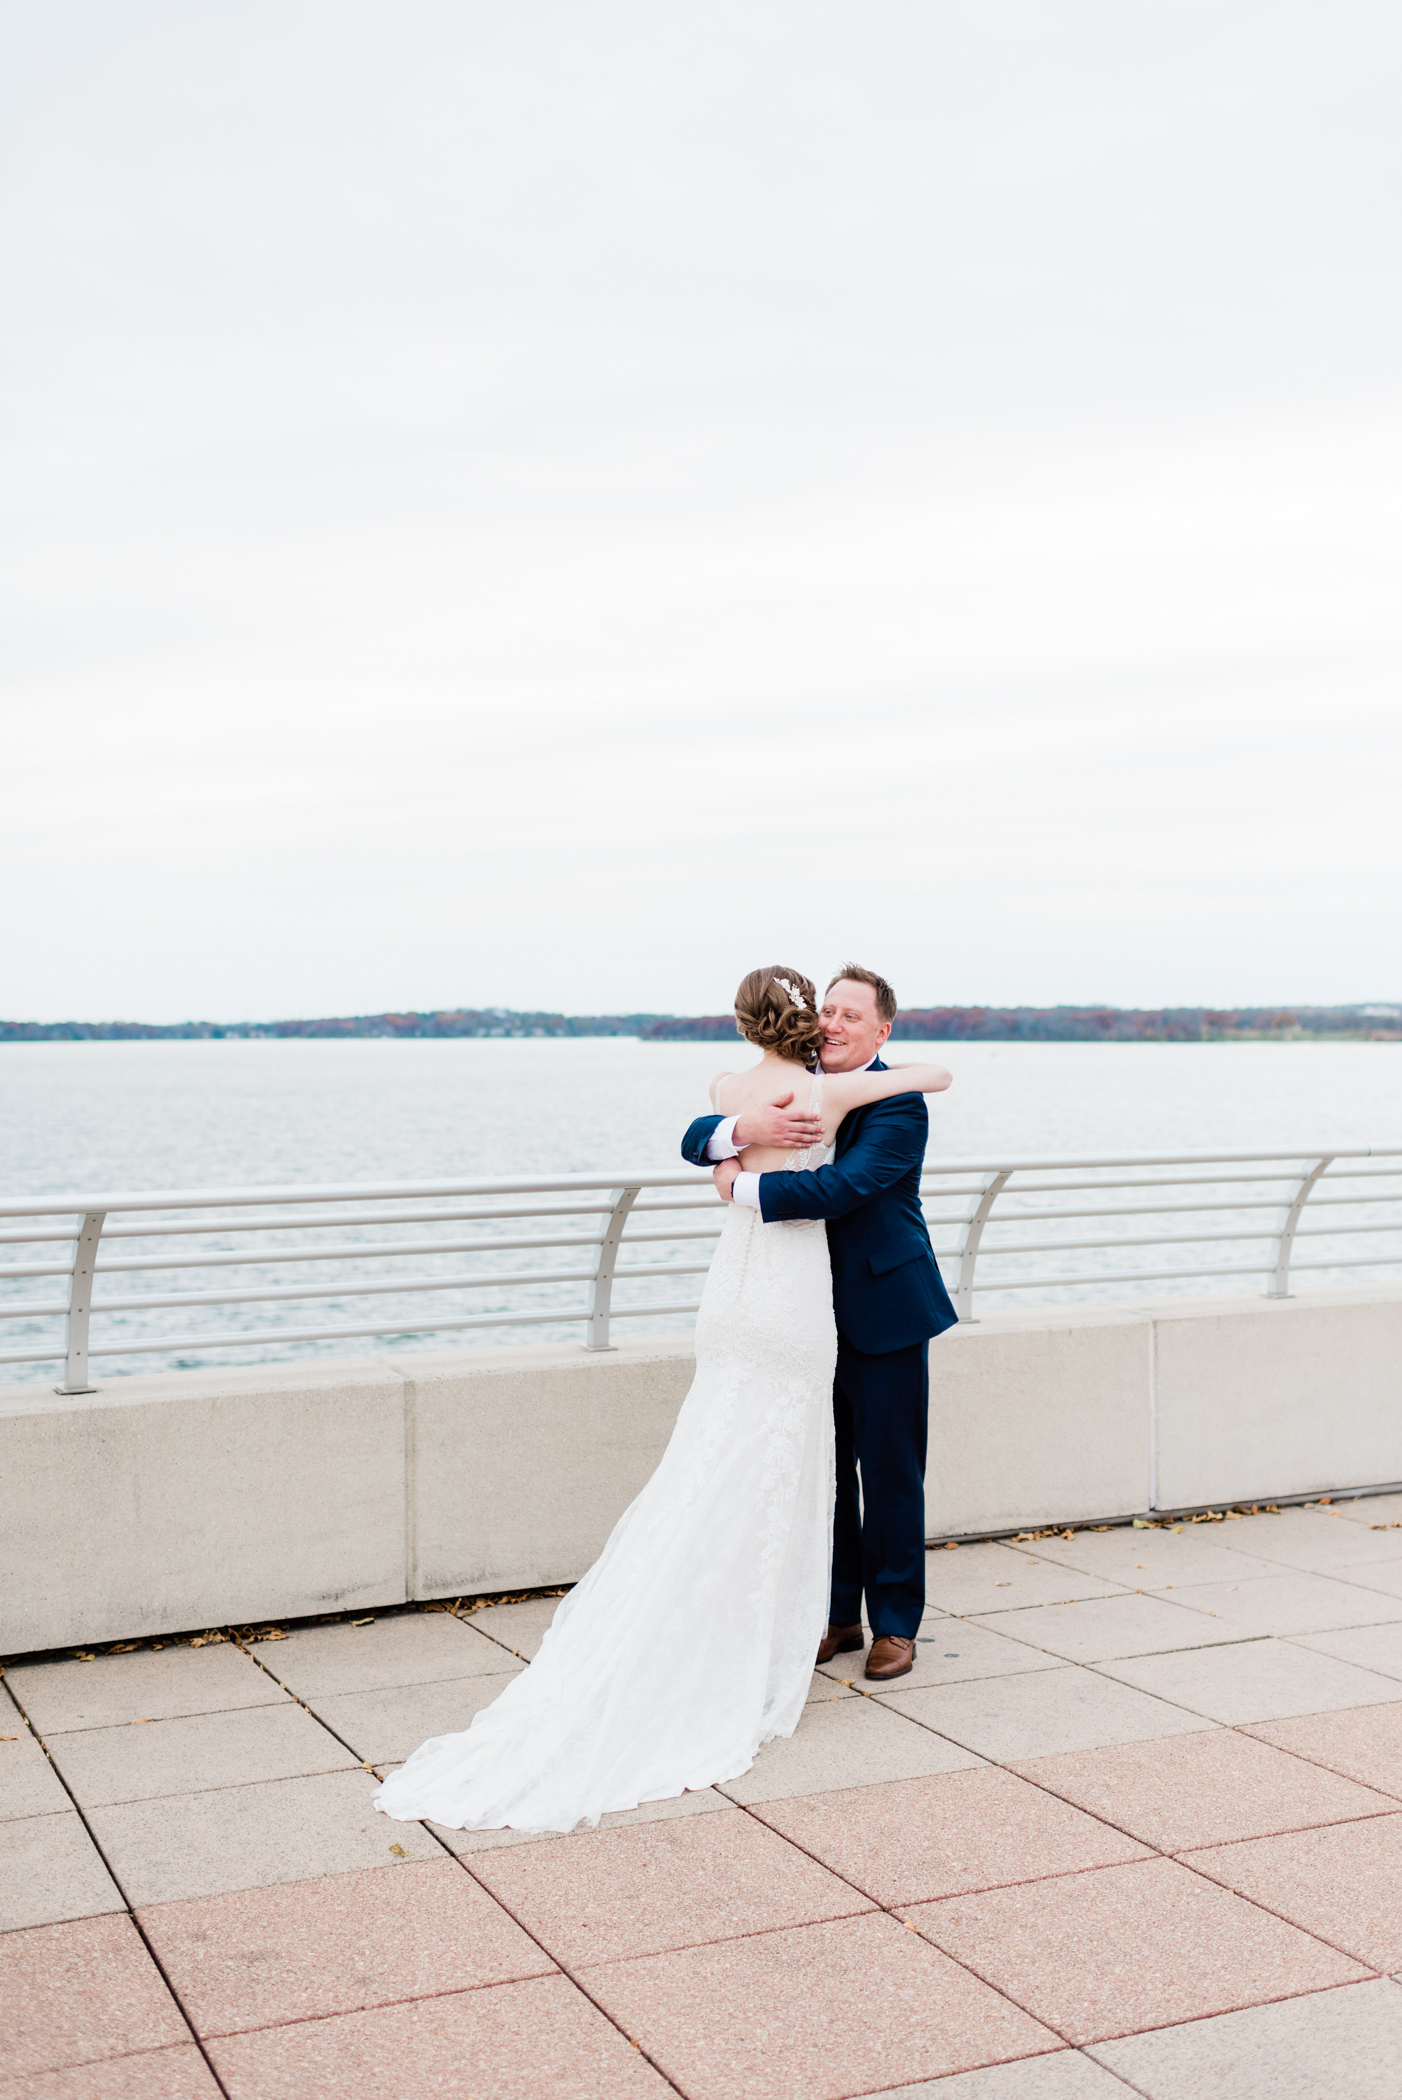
{"left": 706, "top": 1057, "right": 877, "bottom": 1210}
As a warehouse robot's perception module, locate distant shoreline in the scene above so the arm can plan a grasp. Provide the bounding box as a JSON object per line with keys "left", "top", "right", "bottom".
{"left": 4, "top": 1003, "right": 1400, "bottom": 1045}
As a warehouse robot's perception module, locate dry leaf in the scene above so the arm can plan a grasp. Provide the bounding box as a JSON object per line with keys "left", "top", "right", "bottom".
{"left": 75, "top": 1651, "right": 96, "bottom": 1662}
{"left": 0, "top": 1735, "right": 17, "bottom": 1741}
{"left": 388, "top": 1843, "right": 406, "bottom": 1857}
{"left": 351, "top": 1618, "right": 374, "bottom": 1628}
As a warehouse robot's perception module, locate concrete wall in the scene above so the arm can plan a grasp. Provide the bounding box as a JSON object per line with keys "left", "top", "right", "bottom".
{"left": 4, "top": 1286, "right": 1400, "bottom": 1654}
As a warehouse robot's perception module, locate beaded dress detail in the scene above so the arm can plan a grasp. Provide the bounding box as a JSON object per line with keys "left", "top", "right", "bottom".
{"left": 374, "top": 1071, "right": 837, "bottom": 1833}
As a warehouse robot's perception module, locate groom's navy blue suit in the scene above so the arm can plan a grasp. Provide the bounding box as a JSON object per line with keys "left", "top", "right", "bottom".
{"left": 681, "top": 1061, "right": 957, "bottom": 1640}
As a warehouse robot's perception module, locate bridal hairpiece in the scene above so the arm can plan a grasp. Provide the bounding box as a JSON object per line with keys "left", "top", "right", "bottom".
{"left": 773, "top": 975, "right": 809, "bottom": 1009}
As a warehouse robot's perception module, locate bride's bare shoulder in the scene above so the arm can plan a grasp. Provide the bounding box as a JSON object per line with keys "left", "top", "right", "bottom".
{"left": 708, "top": 1071, "right": 733, "bottom": 1109}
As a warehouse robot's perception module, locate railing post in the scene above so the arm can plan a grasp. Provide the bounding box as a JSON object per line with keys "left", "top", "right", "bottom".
{"left": 55, "top": 1210, "right": 105, "bottom": 1394}
{"left": 1268, "top": 1156, "right": 1332, "bottom": 1298}
{"left": 585, "top": 1186, "right": 640, "bottom": 1350}
{"left": 955, "top": 1170, "right": 1011, "bottom": 1321}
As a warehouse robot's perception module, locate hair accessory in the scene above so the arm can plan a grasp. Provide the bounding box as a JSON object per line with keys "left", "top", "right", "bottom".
{"left": 773, "top": 975, "right": 809, "bottom": 1009}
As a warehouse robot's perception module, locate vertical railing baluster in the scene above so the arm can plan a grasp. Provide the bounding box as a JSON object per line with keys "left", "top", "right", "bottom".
{"left": 56, "top": 1210, "right": 105, "bottom": 1394}
{"left": 955, "top": 1170, "right": 1011, "bottom": 1321}
{"left": 1269, "top": 1155, "right": 1333, "bottom": 1298}
{"left": 585, "top": 1186, "right": 640, "bottom": 1350}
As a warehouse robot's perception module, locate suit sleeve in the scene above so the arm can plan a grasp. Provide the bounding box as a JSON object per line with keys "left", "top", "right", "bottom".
{"left": 757, "top": 1095, "right": 927, "bottom": 1222}
{"left": 681, "top": 1113, "right": 724, "bottom": 1167}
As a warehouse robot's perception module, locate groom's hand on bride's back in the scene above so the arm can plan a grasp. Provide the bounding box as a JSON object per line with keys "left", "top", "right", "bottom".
{"left": 713, "top": 1159, "right": 741, "bottom": 1201}
{"left": 732, "top": 1094, "right": 823, "bottom": 1150}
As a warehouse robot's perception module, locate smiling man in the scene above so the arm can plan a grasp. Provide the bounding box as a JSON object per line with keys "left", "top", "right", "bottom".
{"left": 679, "top": 966, "right": 956, "bottom": 1681}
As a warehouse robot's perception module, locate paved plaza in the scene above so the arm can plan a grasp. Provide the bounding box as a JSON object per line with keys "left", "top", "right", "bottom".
{"left": 5, "top": 1497, "right": 1402, "bottom": 2097}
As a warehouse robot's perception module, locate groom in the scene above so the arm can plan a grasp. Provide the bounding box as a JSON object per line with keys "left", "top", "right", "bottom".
{"left": 680, "top": 966, "right": 956, "bottom": 1681}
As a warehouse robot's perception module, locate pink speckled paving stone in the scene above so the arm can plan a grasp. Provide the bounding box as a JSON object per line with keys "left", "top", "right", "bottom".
{"left": 1247, "top": 1701, "right": 1402, "bottom": 1799}
{"left": 1011, "top": 1726, "right": 1399, "bottom": 1851}
{"left": 139, "top": 1857, "right": 554, "bottom": 2035}
{"left": 207, "top": 1972, "right": 671, "bottom": 2098}
{"left": 468, "top": 1803, "right": 872, "bottom": 1964}
{"left": 750, "top": 1766, "right": 1149, "bottom": 1907}
{"left": 904, "top": 1854, "right": 1367, "bottom": 2044}
{"left": 581, "top": 1910, "right": 1060, "bottom": 2100}
{"left": 1185, "top": 1811, "right": 1402, "bottom": 1971}
{"left": 5, "top": 2045, "right": 222, "bottom": 2096}
{"left": 1, "top": 1913, "right": 189, "bottom": 2080}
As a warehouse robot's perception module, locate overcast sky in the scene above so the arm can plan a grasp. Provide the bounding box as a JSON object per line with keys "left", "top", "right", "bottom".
{"left": 4, "top": 1, "right": 1399, "bottom": 1022}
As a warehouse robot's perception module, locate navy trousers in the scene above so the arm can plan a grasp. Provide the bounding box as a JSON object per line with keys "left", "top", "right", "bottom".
{"left": 828, "top": 1336, "right": 930, "bottom": 1639}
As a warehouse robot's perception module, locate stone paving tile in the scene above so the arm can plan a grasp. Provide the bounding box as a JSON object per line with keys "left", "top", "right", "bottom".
{"left": 1247, "top": 1702, "right": 1402, "bottom": 1799}
{"left": 805, "top": 1668, "right": 858, "bottom": 1703}
{"left": 46, "top": 1703, "right": 356, "bottom": 1809}
{"left": 1184, "top": 1812, "right": 1402, "bottom": 1971}
{"left": 248, "top": 1610, "right": 509, "bottom": 1696}
{"left": 86, "top": 1767, "right": 440, "bottom": 1906}
{"left": 1166, "top": 1569, "right": 1402, "bottom": 1637}
{"left": 905, "top": 1855, "right": 1367, "bottom": 2045}
{"left": 1210, "top": 1507, "right": 1402, "bottom": 1574}
{"left": 1331, "top": 1493, "right": 1402, "bottom": 1527}
{"left": 4, "top": 1647, "right": 285, "bottom": 1735}
{"left": 718, "top": 1692, "right": 983, "bottom": 1805}
{"left": 969, "top": 1592, "right": 1233, "bottom": 1663}
{"left": 818, "top": 1621, "right": 1059, "bottom": 1693}
{"left": 1011, "top": 1727, "right": 1399, "bottom": 1852}
{"left": 437, "top": 1784, "right": 734, "bottom": 1855}
{"left": 864, "top": 2051, "right": 1131, "bottom": 2098}
{"left": 582, "top": 1909, "right": 1060, "bottom": 2100}
{"left": 0, "top": 1723, "right": 72, "bottom": 1822}
{"left": 749, "top": 1766, "right": 1148, "bottom": 1908}
{"left": 1022, "top": 1524, "right": 1282, "bottom": 1590}
{"left": 1333, "top": 1557, "right": 1402, "bottom": 1600}
{"left": 1100, "top": 1638, "right": 1402, "bottom": 1724}
{"left": 1292, "top": 1621, "right": 1402, "bottom": 1680}
{"left": 207, "top": 1971, "right": 671, "bottom": 2098}
{"left": 310, "top": 1670, "right": 522, "bottom": 1764}
{"left": 470, "top": 1805, "right": 871, "bottom": 1965}
{"left": 462, "top": 1595, "right": 564, "bottom": 1661}
{"left": 0, "top": 1814, "right": 123, "bottom": 1933}
{"left": 139, "top": 1857, "right": 553, "bottom": 2036}
{"left": 1089, "top": 1977, "right": 1402, "bottom": 2098}
{"left": 1, "top": 1913, "right": 187, "bottom": 2079}
{"left": 884, "top": 1664, "right": 1212, "bottom": 1762}
{"left": 926, "top": 1543, "right": 1126, "bottom": 1617}
{"left": 0, "top": 2043, "right": 224, "bottom": 2096}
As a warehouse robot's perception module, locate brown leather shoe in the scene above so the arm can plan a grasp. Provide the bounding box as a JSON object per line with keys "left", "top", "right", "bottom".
{"left": 864, "top": 1635, "right": 916, "bottom": 1681}
{"left": 815, "top": 1623, "right": 864, "bottom": 1665}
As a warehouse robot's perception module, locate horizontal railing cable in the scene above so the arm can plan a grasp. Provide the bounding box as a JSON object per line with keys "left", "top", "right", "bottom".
{"left": 2, "top": 1146, "right": 1399, "bottom": 1389}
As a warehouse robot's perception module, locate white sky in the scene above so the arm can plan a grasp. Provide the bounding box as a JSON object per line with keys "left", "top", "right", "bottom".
{"left": 3, "top": 0, "right": 1399, "bottom": 1022}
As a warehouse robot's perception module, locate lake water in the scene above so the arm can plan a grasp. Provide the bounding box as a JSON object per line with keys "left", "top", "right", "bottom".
{"left": 2, "top": 1038, "right": 1399, "bottom": 1383}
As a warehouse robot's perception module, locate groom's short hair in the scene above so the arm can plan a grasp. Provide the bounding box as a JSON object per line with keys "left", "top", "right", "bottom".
{"left": 826, "top": 964, "right": 897, "bottom": 1025}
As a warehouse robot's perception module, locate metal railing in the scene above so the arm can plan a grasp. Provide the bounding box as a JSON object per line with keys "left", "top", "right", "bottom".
{"left": 1, "top": 1147, "right": 1400, "bottom": 1392}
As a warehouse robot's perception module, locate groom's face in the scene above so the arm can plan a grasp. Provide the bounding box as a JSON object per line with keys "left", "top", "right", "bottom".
{"left": 819, "top": 980, "right": 892, "bottom": 1072}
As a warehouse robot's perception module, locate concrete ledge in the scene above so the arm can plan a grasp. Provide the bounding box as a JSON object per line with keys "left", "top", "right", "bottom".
{"left": 927, "top": 1303, "right": 1151, "bottom": 1536}
{"left": 4, "top": 1286, "right": 1400, "bottom": 1653}
{"left": 407, "top": 1337, "right": 697, "bottom": 1596}
{"left": 1153, "top": 1286, "right": 1402, "bottom": 1508}
{"left": 0, "top": 1358, "right": 408, "bottom": 1654}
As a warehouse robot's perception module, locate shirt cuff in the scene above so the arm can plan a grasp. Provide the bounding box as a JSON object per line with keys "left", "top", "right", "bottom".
{"left": 705, "top": 1116, "right": 742, "bottom": 1162}
{"left": 731, "top": 1171, "right": 762, "bottom": 1210}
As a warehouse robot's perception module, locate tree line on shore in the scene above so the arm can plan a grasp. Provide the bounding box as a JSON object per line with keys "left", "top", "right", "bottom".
{"left": 3, "top": 1003, "right": 1399, "bottom": 1044}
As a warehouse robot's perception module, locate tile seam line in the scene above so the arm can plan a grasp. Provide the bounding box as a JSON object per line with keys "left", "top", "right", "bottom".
{"left": 0, "top": 1677, "right": 234, "bottom": 2100}
{"left": 442, "top": 1845, "right": 691, "bottom": 2097}
{"left": 719, "top": 1795, "right": 1083, "bottom": 2053}
{"left": 953, "top": 1738, "right": 1400, "bottom": 1978}
{"left": 164, "top": 1965, "right": 565, "bottom": 2046}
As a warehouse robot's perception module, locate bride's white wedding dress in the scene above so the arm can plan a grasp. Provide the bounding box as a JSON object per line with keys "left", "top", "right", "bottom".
{"left": 374, "top": 1075, "right": 837, "bottom": 1834}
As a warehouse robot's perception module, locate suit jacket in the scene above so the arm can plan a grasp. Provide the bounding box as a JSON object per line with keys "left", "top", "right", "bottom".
{"left": 680, "top": 1058, "right": 957, "bottom": 1355}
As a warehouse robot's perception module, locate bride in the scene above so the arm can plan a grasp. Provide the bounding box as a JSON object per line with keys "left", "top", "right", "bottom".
{"left": 374, "top": 966, "right": 953, "bottom": 1835}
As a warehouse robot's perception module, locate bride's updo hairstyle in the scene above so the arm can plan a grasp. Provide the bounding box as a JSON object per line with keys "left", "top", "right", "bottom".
{"left": 733, "top": 966, "right": 825, "bottom": 1066}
